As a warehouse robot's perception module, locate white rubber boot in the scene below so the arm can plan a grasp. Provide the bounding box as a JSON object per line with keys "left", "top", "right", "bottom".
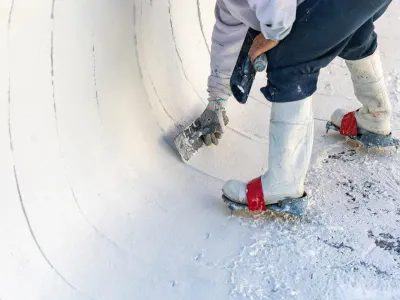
{"left": 331, "top": 50, "right": 392, "bottom": 135}
{"left": 222, "top": 97, "right": 314, "bottom": 205}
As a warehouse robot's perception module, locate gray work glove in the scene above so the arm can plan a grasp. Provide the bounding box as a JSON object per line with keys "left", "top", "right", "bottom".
{"left": 195, "top": 98, "right": 229, "bottom": 146}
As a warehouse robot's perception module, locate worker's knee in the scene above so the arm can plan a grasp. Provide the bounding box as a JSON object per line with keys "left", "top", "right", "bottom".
{"left": 261, "top": 70, "right": 319, "bottom": 103}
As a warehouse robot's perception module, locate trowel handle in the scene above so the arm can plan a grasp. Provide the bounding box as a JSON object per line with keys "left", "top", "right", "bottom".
{"left": 254, "top": 53, "right": 267, "bottom": 72}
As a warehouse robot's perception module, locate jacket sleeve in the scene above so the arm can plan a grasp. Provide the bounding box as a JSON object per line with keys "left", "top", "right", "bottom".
{"left": 248, "top": 0, "right": 297, "bottom": 41}
{"left": 207, "top": 0, "right": 248, "bottom": 101}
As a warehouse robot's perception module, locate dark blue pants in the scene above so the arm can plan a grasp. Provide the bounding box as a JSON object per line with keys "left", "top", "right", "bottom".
{"left": 262, "top": 0, "right": 392, "bottom": 102}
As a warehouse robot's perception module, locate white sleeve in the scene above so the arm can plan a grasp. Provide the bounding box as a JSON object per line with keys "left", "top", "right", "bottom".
{"left": 248, "top": 0, "right": 297, "bottom": 41}
{"left": 207, "top": 0, "right": 248, "bottom": 101}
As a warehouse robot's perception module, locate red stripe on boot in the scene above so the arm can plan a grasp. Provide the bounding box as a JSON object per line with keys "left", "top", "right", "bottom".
{"left": 246, "top": 177, "right": 266, "bottom": 211}
{"left": 340, "top": 111, "right": 358, "bottom": 136}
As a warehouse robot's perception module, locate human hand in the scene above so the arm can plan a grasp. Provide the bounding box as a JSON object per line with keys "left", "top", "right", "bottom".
{"left": 249, "top": 34, "right": 279, "bottom": 62}
{"left": 195, "top": 99, "right": 229, "bottom": 146}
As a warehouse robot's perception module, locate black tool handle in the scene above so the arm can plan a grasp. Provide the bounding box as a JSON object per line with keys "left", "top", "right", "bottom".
{"left": 230, "top": 28, "right": 264, "bottom": 104}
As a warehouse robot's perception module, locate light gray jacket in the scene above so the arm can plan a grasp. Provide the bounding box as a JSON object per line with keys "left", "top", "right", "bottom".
{"left": 208, "top": 0, "right": 304, "bottom": 101}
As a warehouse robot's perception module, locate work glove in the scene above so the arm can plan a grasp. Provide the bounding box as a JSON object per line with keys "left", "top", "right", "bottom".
{"left": 195, "top": 98, "right": 229, "bottom": 146}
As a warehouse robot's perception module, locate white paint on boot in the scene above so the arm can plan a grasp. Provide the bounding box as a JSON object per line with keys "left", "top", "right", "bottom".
{"left": 222, "top": 180, "right": 248, "bottom": 204}
{"left": 331, "top": 50, "right": 392, "bottom": 135}
{"left": 222, "top": 97, "right": 314, "bottom": 205}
